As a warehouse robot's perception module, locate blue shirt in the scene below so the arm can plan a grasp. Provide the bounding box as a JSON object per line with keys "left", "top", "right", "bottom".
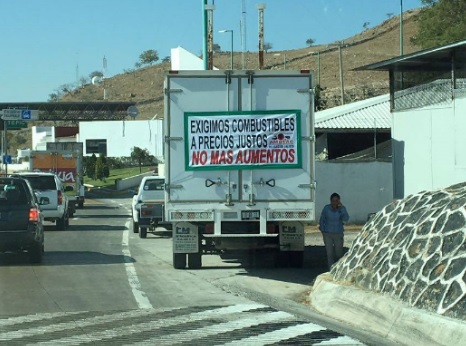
{"left": 319, "top": 204, "right": 350, "bottom": 233}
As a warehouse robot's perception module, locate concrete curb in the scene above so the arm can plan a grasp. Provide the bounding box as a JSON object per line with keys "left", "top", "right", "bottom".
{"left": 309, "top": 273, "right": 466, "bottom": 346}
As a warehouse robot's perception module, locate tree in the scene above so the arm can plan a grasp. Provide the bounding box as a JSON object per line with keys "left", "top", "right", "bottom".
{"left": 263, "top": 42, "right": 273, "bottom": 53}
{"left": 134, "top": 62, "right": 142, "bottom": 69}
{"left": 101, "top": 154, "right": 110, "bottom": 179}
{"left": 386, "top": 13, "right": 394, "bottom": 19}
{"left": 89, "top": 71, "right": 103, "bottom": 79}
{"left": 95, "top": 156, "right": 105, "bottom": 181}
{"left": 306, "top": 38, "right": 315, "bottom": 47}
{"left": 48, "top": 93, "right": 59, "bottom": 102}
{"left": 363, "top": 22, "right": 370, "bottom": 30}
{"left": 212, "top": 43, "right": 221, "bottom": 52}
{"left": 162, "top": 56, "right": 171, "bottom": 63}
{"left": 131, "top": 146, "right": 151, "bottom": 173}
{"left": 139, "top": 49, "right": 159, "bottom": 66}
{"left": 84, "top": 154, "right": 97, "bottom": 179}
{"left": 314, "top": 84, "right": 328, "bottom": 111}
{"left": 412, "top": 0, "right": 466, "bottom": 49}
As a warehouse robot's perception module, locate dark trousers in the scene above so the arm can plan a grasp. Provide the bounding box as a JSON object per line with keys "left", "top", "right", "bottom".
{"left": 322, "top": 232, "right": 344, "bottom": 270}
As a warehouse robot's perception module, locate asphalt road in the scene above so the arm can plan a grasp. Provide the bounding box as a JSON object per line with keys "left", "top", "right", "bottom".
{"left": 0, "top": 197, "right": 381, "bottom": 345}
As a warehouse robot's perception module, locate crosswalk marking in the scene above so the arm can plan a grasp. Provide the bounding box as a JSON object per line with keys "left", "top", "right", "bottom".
{"left": 0, "top": 304, "right": 364, "bottom": 345}
{"left": 223, "top": 323, "right": 328, "bottom": 345}
{"left": 32, "top": 304, "right": 267, "bottom": 345}
{"left": 0, "top": 308, "right": 176, "bottom": 341}
{"left": 131, "top": 311, "right": 293, "bottom": 345}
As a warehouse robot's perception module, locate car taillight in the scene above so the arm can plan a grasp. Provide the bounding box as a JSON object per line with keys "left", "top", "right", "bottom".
{"left": 204, "top": 223, "right": 214, "bottom": 234}
{"left": 58, "top": 190, "right": 63, "bottom": 205}
{"left": 29, "top": 208, "right": 39, "bottom": 223}
{"left": 267, "top": 224, "right": 278, "bottom": 234}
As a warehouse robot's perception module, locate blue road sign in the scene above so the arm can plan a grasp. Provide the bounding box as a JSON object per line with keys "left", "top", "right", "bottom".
{"left": 2, "top": 155, "right": 12, "bottom": 164}
{"left": 21, "top": 110, "right": 31, "bottom": 120}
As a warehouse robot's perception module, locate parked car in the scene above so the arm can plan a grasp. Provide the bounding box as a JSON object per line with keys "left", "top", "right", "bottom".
{"left": 11, "top": 172, "right": 72, "bottom": 230}
{"left": 0, "top": 176, "right": 47, "bottom": 263}
{"left": 131, "top": 176, "right": 166, "bottom": 238}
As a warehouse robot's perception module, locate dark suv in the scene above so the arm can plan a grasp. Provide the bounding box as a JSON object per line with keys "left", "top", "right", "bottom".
{"left": 0, "top": 176, "right": 46, "bottom": 263}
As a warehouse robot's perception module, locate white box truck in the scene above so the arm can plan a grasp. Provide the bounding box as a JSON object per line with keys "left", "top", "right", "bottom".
{"left": 164, "top": 70, "right": 315, "bottom": 269}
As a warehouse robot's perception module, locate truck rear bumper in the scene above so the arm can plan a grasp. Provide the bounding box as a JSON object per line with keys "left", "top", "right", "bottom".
{"left": 0, "top": 229, "right": 42, "bottom": 252}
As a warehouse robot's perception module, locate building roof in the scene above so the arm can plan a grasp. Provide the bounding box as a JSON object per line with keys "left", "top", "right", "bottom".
{"left": 355, "top": 39, "right": 466, "bottom": 72}
{"left": 315, "top": 94, "right": 391, "bottom": 131}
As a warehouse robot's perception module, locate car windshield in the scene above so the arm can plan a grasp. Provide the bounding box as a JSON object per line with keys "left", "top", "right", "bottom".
{"left": 0, "top": 180, "right": 28, "bottom": 205}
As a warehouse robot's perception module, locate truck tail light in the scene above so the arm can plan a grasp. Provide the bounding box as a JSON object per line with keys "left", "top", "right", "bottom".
{"left": 204, "top": 223, "right": 214, "bottom": 234}
{"left": 267, "top": 224, "right": 278, "bottom": 234}
{"left": 58, "top": 190, "right": 63, "bottom": 205}
{"left": 29, "top": 208, "right": 39, "bottom": 223}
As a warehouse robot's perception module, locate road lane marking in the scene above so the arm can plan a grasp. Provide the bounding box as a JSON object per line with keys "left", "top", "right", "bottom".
{"left": 0, "top": 311, "right": 83, "bottom": 327}
{"left": 122, "top": 223, "right": 153, "bottom": 309}
{"left": 34, "top": 304, "right": 266, "bottom": 345}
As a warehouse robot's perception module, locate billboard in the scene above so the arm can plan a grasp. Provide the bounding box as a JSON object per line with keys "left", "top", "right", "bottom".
{"left": 185, "top": 110, "right": 301, "bottom": 170}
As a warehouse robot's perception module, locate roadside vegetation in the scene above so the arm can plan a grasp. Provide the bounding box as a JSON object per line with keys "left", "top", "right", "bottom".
{"left": 84, "top": 166, "right": 154, "bottom": 188}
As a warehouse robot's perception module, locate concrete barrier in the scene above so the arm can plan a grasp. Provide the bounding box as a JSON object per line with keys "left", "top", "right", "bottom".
{"left": 115, "top": 172, "right": 156, "bottom": 191}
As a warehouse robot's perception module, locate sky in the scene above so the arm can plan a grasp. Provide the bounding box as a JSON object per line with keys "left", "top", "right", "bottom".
{"left": 0, "top": 0, "right": 422, "bottom": 102}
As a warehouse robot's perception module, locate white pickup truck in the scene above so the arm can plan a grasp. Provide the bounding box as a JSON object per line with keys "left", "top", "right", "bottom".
{"left": 12, "top": 172, "right": 72, "bottom": 230}
{"left": 131, "top": 176, "right": 167, "bottom": 238}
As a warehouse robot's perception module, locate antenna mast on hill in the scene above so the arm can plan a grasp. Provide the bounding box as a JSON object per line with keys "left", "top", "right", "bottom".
{"left": 241, "top": 0, "right": 247, "bottom": 69}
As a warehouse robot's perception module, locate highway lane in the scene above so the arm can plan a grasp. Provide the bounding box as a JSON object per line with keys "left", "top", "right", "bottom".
{"left": 0, "top": 197, "right": 372, "bottom": 345}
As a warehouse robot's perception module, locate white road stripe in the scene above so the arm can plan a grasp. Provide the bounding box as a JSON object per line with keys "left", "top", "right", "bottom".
{"left": 314, "top": 335, "right": 364, "bottom": 345}
{"left": 132, "top": 311, "right": 293, "bottom": 345}
{"left": 0, "top": 311, "right": 83, "bottom": 327}
{"left": 122, "top": 223, "right": 153, "bottom": 309}
{"left": 1, "top": 308, "right": 168, "bottom": 341}
{"left": 223, "top": 323, "right": 327, "bottom": 345}
{"left": 34, "top": 304, "right": 266, "bottom": 345}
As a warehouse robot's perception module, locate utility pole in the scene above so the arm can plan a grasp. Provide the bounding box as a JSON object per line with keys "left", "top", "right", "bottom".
{"left": 202, "top": 0, "right": 208, "bottom": 70}
{"left": 206, "top": 3, "right": 215, "bottom": 70}
{"left": 400, "top": 0, "right": 404, "bottom": 55}
{"left": 257, "top": 3, "right": 266, "bottom": 70}
{"left": 338, "top": 43, "right": 345, "bottom": 105}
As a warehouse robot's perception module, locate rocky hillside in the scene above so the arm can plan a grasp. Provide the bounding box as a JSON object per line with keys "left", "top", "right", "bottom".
{"left": 60, "top": 9, "right": 420, "bottom": 119}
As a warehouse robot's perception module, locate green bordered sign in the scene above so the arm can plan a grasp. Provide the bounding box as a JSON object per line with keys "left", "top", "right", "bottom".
{"left": 6, "top": 120, "right": 28, "bottom": 129}
{"left": 184, "top": 110, "right": 302, "bottom": 171}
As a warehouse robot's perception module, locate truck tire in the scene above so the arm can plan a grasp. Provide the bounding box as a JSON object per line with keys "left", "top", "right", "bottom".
{"left": 78, "top": 200, "right": 84, "bottom": 209}
{"left": 188, "top": 252, "right": 202, "bottom": 269}
{"left": 139, "top": 227, "right": 147, "bottom": 238}
{"left": 56, "top": 213, "right": 67, "bottom": 231}
{"left": 289, "top": 251, "right": 304, "bottom": 268}
{"left": 29, "top": 242, "right": 44, "bottom": 264}
{"left": 173, "top": 253, "right": 186, "bottom": 269}
{"left": 132, "top": 220, "right": 139, "bottom": 233}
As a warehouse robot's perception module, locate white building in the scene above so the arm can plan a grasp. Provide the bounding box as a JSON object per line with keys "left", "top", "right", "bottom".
{"left": 78, "top": 119, "right": 163, "bottom": 159}
{"left": 359, "top": 40, "right": 466, "bottom": 198}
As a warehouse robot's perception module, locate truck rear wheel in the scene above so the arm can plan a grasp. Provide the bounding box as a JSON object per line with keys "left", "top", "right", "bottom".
{"left": 290, "top": 251, "right": 304, "bottom": 268}
{"left": 188, "top": 253, "right": 202, "bottom": 269}
{"left": 56, "top": 214, "right": 67, "bottom": 231}
{"left": 139, "top": 227, "right": 147, "bottom": 238}
{"left": 132, "top": 220, "right": 139, "bottom": 233}
{"left": 173, "top": 253, "right": 186, "bottom": 269}
{"left": 78, "top": 201, "right": 84, "bottom": 209}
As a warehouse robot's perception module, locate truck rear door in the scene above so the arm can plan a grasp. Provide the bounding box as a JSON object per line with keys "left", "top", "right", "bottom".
{"left": 240, "top": 73, "right": 314, "bottom": 204}
{"left": 165, "top": 72, "right": 240, "bottom": 204}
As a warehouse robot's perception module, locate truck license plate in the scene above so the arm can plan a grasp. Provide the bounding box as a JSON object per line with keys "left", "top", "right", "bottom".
{"left": 241, "top": 210, "right": 260, "bottom": 220}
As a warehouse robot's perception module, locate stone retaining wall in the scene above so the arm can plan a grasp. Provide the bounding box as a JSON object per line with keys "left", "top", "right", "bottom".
{"left": 331, "top": 182, "right": 466, "bottom": 321}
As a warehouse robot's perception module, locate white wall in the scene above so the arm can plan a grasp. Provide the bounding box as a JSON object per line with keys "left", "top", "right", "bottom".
{"left": 315, "top": 161, "right": 393, "bottom": 224}
{"left": 32, "top": 126, "right": 55, "bottom": 150}
{"left": 392, "top": 95, "right": 466, "bottom": 197}
{"left": 78, "top": 120, "right": 163, "bottom": 158}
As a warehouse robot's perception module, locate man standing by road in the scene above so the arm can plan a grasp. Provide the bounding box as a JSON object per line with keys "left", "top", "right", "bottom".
{"left": 319, "top": 192, "right": 350, "bottom": 270}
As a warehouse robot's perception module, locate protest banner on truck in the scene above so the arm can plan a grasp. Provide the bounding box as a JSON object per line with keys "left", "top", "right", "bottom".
{"left": 185, "top": 110, "right": 301, "bottom": 170}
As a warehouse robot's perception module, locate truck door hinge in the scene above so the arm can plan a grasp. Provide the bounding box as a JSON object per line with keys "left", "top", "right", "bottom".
{"left": 298, "top": 182, "right": 317, "bottom": 189}
{"left": 224, "top": 71, "right": 232, "bottom": 84}
{"left": 165, "top": 136, "right": 183, "bottom": 142}
{"left": 297, "top": 88, "right": 312, "bottom": 94}
{"left": 165, "top": 88, "right": 183, "bottom": 95}
{"left": 302, "top": 135, "right": 316, "bottom": 142}
{"left": 246, "top": 71, "right": 254, "bottom": 84}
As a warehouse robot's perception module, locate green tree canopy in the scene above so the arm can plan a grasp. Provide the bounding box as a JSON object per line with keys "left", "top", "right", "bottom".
{"left": 131, "top": 146, "right": 151, "bottom": 173}
{"left": 139, "top": 49, "right": 159, "bottom": 66}
{"left": 412, "top": 0, "right": 466, "bottom": 49}
{"left": 305, "top": 38, "right": 315, "bottom": 47}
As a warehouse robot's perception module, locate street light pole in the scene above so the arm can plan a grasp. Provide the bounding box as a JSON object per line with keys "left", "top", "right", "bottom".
{"left": 219, "top": 29, "right": 234, "bottom": 69}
